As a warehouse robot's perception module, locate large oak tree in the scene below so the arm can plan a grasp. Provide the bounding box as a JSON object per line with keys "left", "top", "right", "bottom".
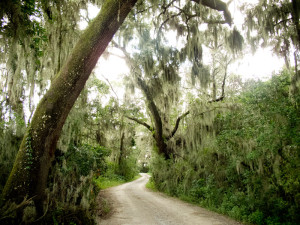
{"left": 2, "top": 0, "right": 137, "bottom": 213}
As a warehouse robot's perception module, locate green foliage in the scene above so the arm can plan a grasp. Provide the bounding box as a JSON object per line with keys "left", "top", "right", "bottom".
{"left": 0, "top": 142, "right": 107, "bottom": 224}
{"left": 94, "top": 160, "right": 140, "bottom": 190}
{"left": 98, "top": 144, "right": 139, "bottom": 183}
{"left": 0, "top": 0, "right": 299, "bottom": 224}
{"left": 0, "top": 116, "right": 24, "bottom": 193}
{"left": 0, "top": 0, "right": 38, "bottom": 38}
{"left": 146, "top": 177, "right": 158, "bottom": 191}
{"left": 151, "top": 70, "right": 300, "bottom": 225}
{"left": 117, "top": 153, "right": 139, "bottom": 181}
{"left": 63, "top": 144, "right": 110, "bottom": 177}
{"left": 49, "top": 206, "right": 95, "bottom": 225}
{"left": 94, "top": 175, "right": 126, "bottom": 190}
{"left": 44, "top": 143, "right": 110, "bottom": 224}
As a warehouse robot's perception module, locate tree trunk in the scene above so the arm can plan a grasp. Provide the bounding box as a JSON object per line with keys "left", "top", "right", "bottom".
{"left": 135, "top": 78, "right": 173, "bottom": 159}
{"left": 118, "top": 132, "right": 125, "bottom": 166}
{"left": 156, "top": 137, "right": 171, "bottom": 160}
{"left": 292, "top": 0, "right": 300, "bottom": 47}
{"left": 2, "top": 0, "right": 137, "bottom": 213}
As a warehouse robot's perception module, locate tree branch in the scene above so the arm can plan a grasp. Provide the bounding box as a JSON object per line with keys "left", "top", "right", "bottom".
{"left": 208, "top": 70, "right": 226, "bottom": 103}
{"left": 191, "top": 0, "right": 232, "bottom": 26}
{"left": 209, "top": 56, "right": 232, "bottom": 103}
{"left": 111, "top": 40, "right": 135, "bottom": 69}
{"left": 221, "top": 67, "right": 227, "bottom": 98}
{"left": 167, "top": 106, "right": 228, "bottom": 140}
{"left": 273, "top": 17, "right": 292, "bottom": 27}
{"left": 112, "top": 40, "right": 165, "bottom": 155}
{"left": 157, "top": 12, "right": 182, "bottom": 39}
{"left": 157, "top": 0, "right": 178, "bottom": 19}
{"left": 208, "top": 96, "right": 224, "bottom": 103}
{"left": 166, "top": 110, "right": 190, "bottom": 140}
{"left": 174, "top": 5, "right": 227, "bottom": 25}
{"left": 125, "top": 115, "right": 153, "bottom": 132}
{"left": 100, "top": 74, "right": 120, "bottom": 102}
{"left": 135, "top": 5, "right": 155, "bottom": 15}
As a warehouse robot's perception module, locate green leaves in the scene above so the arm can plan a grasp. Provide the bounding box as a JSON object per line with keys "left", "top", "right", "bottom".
{"left": 215, "top": 70, "right": 300, "bottom": 223}
{"left": 62, "top": 144, "right": 110, "bottom": 177}
{"left": 151, "top": 69, "right": 300, "bottom": 224}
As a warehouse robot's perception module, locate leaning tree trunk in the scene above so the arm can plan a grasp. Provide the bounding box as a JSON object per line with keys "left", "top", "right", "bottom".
{"left": 2, "top": 0, "right": 137, "bottom": 213}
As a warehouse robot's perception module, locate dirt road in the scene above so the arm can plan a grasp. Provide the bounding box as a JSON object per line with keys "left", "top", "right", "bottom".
{"left": 97, "top": 173, "right": 242, "bottom": 225}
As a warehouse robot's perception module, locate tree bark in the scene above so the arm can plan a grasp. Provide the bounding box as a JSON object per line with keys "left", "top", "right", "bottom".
{"left": 135, "top": 78, "right": 171, "bottom": 159}
{"left": 125, "top": 115, "right": 154, "bottom": 132}
{"left": 118, "top": 132, "right": 125, "bottom": 166}
{"left": 2, "top": 0, "right": 137, "bottom": 212}
{"left": 292, "top": 0, "right": 300, "bottom": 47}
{"left": 291, "top": 0, "right": 300, "bottom": 95}
{"left": 166, "top": 110, "right": 190, "bottom": 141}
{"left": 191, "top": 0, "right": 232, "bottom": 25}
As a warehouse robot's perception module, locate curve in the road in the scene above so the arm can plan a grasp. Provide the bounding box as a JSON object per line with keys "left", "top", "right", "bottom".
{"left": 97, "top": 173, "right": 242, "bottom": 225}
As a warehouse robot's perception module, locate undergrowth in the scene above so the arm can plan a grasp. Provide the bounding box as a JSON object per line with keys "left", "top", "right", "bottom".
{"left": 94, "top": 175, "right": 127, "bottom": 190}
{"left": 94, "top": 174, "right": 141, "bottom": 190}
{"left": 150, "top": 72, "right": 300, "bottom": 225}
{"left": 145, "top": 177, "right": 158, "bottom": 192}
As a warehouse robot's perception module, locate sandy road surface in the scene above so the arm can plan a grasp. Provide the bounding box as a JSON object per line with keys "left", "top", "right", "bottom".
{"left": 97, "top": 173, "right": 242, "bottom": 225}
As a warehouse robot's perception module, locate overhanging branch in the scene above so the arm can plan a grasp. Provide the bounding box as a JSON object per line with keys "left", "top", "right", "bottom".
{"left": 125, "top": 115, "right": 153, "bottom": 132}
{"left": 166, "top": 110, "right": 190, "bottom": 140}
{"left": 157, "top": 12, "right": 182, "bottom": 38}
{"left": 191, "top": 0, "right": 232, "bottom": 25}
{"left": 167, "top": 106, "right": 228, "bottom": 140}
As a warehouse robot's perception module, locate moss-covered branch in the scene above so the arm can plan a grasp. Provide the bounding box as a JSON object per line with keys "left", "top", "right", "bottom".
{"left": 125, "top": 116, "right": 153, "bottom": 133}
{"left": 191, "top": 0, "right": 232, "bottom": 25}
{"left": 166, "top": 111, "right": 190, "bottom": 140}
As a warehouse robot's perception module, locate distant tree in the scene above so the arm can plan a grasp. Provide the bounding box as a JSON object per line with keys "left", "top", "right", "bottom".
{"left": 117, "top": 1, "right": 236, "bottom": 159}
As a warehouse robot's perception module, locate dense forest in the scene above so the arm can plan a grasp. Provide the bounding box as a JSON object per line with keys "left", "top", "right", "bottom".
{"left": 0, "top": 0, "right": 299, "bottom": 224}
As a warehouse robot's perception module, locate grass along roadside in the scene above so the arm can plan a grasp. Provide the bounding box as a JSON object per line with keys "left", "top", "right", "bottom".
{"left": 145, "top": 176, "right": 158, "bottom": 192}
{"left": 94, "top": 174, "right": 141, "bottom": 190}
{"left": 145, "top": 177, "right": 246, "bottom": 224}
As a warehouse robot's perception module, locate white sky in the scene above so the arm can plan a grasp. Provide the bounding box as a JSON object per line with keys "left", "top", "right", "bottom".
{"left": 230, "top": 48, "right": 284, "bottom": 81}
